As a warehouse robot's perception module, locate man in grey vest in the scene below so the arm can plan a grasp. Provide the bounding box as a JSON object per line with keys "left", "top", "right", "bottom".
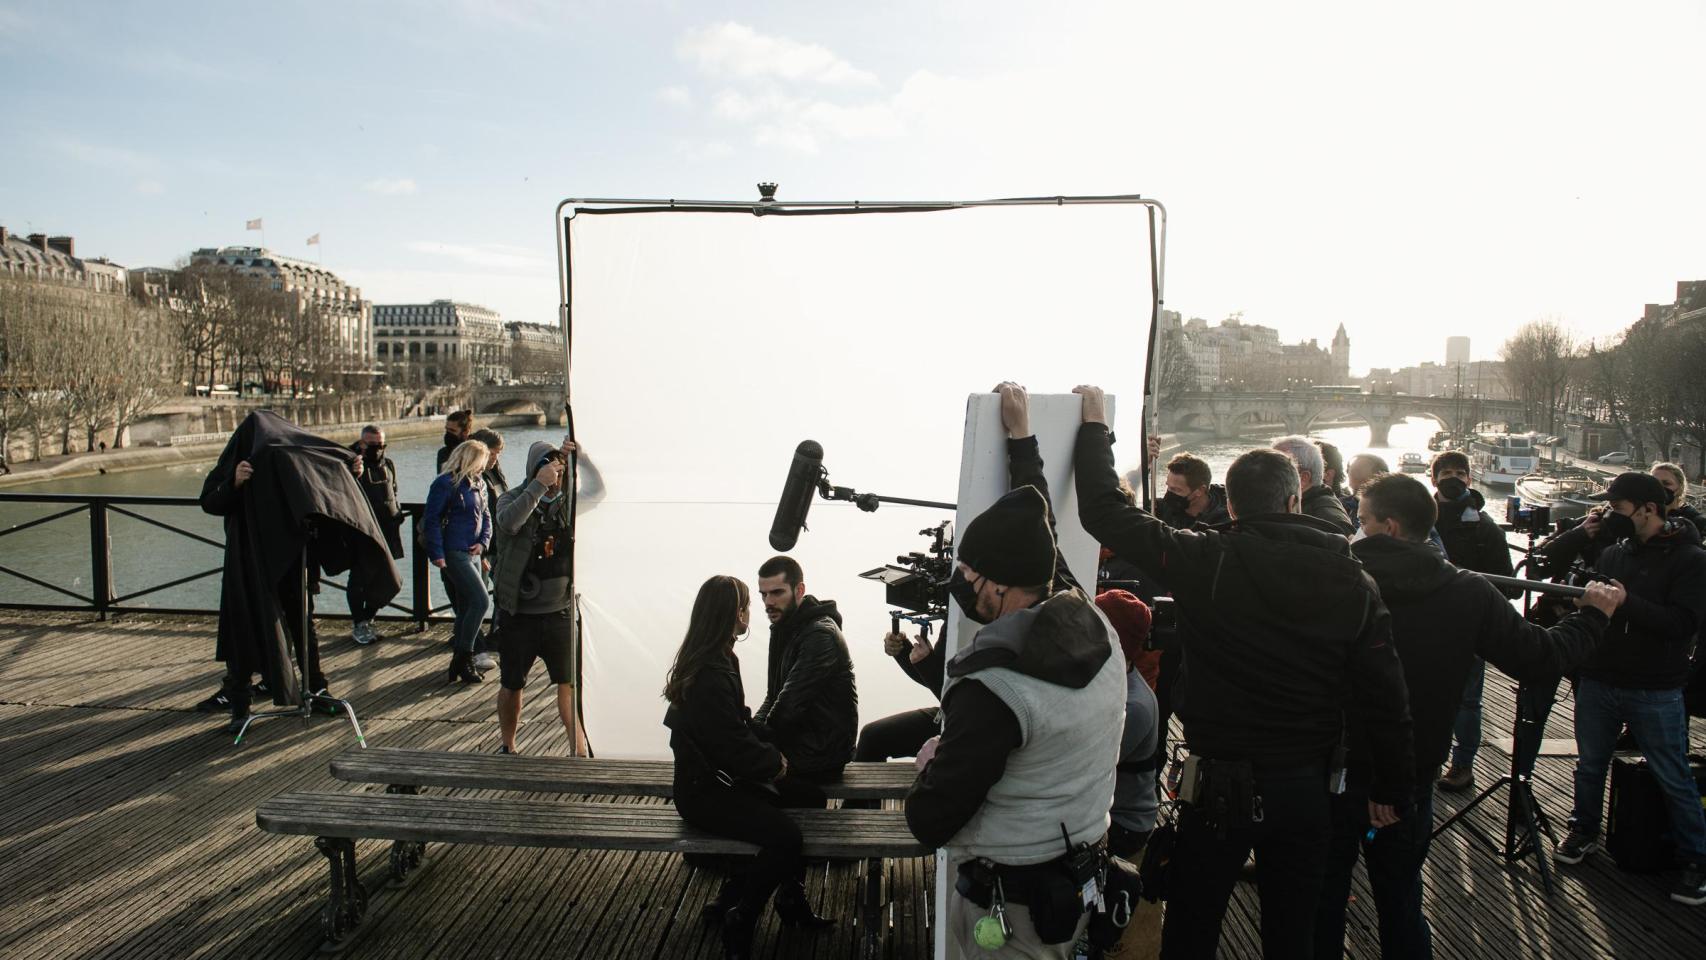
{"left": 490, "top": 439, "right": 588, "bottom": 756}
{"left": 906, "top": 383, "right": 1128, "bottom": 958}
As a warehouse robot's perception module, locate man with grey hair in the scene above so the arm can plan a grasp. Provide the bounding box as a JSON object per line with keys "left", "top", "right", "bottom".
{"left": 1273, "top": 435, "right": 1355, "bottom": 534}
{"left": 1073, "top": 386, "right": 1412, "bottom": 959}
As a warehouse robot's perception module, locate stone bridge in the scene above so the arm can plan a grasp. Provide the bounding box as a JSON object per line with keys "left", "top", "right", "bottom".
{"left": 470, "top": 383, "right": 566, "bottom": 425}
{"left": 1159, "top": 391, "right": 1525, "bottom": 446}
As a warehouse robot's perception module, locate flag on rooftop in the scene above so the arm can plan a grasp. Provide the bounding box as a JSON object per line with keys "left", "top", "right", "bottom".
{"left": 245, "top": 218, "right": 263, "bottom": 231}
{"left": 306, "top": 233, "right": 320, "bottom": 246}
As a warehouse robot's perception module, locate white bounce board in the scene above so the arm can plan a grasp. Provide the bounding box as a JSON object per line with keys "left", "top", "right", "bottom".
{"left": 933, "top": 391, "right": 1112, "bottom": 960}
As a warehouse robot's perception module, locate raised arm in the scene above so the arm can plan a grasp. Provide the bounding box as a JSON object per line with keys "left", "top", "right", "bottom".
{"left": 1071, "top": 386, "right": 1204, "bottom": 579}
{"left": 995, "top": 382, "right": 1081, "bottom": 593}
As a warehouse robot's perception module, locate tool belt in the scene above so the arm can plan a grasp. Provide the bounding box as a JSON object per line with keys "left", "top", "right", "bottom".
{"left": 1176, "top": 757, "right": 1330, "bottom": 836}
{"left": 955, "top": 841, "right": 1105, "bottom": 945}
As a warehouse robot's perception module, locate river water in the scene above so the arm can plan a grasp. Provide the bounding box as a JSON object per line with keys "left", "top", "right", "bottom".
{"left": 0, "top": 416, "right": 1503, "bottom": 756}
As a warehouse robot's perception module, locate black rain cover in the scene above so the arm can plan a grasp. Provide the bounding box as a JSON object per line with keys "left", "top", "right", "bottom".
{"left": 200, "top": 410, "right": 401, "bottom": 705}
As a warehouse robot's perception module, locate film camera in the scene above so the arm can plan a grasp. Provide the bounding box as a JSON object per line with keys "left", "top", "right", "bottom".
{"left": 859, "top": 520, "right": 955, "bottom": 621}
{"left": 1503, "top": 497, "right": 1552, "bottom": 535}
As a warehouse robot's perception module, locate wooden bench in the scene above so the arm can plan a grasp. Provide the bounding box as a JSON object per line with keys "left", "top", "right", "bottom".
{"left": 328, "top": 747, "right": 919, "bottom": 799}
{"left": 259, "top": 755, "right": 928, "bottom": 953}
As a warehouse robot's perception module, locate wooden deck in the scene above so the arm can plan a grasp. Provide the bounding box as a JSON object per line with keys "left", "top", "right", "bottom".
{"left": 0, "top": 610, "right": 1702, "bottom": 959}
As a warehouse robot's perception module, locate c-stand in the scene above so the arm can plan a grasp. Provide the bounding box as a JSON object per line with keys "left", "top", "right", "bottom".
{"left": 1430, "top": 521, "right": 1559, "bottom": 894}
{"left": 234, "top": 542, "right": 367, "bottom": 747}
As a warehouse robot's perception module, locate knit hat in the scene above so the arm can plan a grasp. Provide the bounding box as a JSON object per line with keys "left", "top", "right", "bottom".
{"left": 1095, "top": 589, "right": 1153, "bottom": 665}
{"left": 957, "top": 485, "right": 1056, "bottom": 586}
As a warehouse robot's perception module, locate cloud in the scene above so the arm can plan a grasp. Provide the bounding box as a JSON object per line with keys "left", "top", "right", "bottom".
{"left": 404, "top": 240, "right": 543, "bottom": 272}
{"left": 679, "top": 22, "right": 877, "bottom": 87}
{"left": 135, "top": 179, "right": 165, "bottom": 196}
{"left": 658, "top": 85, "right": 693, "bottom": 108}
{"left": 363, "top": 177, "right": 419, "bottom": 196}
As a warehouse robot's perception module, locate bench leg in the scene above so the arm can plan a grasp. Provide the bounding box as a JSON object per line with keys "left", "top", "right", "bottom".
{"left": 384, "top": 785, "right": 427, "bottom": 887}
{"left": 861, "top": 857, "right": 885, "bottom": 960}
{"left": 314, "top": 836, "right": 369, "bottom": 952}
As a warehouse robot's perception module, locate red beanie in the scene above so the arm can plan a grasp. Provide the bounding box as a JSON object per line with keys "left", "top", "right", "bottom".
{"left": 1096, "top": 589, "right": 1152, "bottom": 666}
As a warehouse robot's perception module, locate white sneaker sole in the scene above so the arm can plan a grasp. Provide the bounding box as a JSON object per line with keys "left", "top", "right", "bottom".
{"left": 1554, "top": 842, "right": 1596, "bottom": 865}
{"left": 1671, "top": 888, "right": 1706, "bottom": 906}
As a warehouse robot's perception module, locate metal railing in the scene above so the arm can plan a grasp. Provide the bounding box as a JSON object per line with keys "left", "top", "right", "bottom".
{"left": 0, "top": 493, "right": 450, "bottom": 626}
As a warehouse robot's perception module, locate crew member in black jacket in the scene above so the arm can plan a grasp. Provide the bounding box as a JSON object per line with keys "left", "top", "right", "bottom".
{"left": 1072, "top": 385, "right": 1414, "bottom": 960}
{"left": 1549, "top": 472, "right": 1706, "bottom": 907}
{"left": 664, "top": 576, "right": 834, "bottom": 960}
{"left": 853, "top": 628, "right": 943, "bottom": 764}
{"left": 754, "top": 556, "right": 858, "bottom": 782}
{"left": 348, "top": 426, "right": 404, "bottom": 646}
{"left": 1314, "top": 474, "right": 1623, "bottom": 959}
{"left": 1432, "top": 449, "right": 1521, "bottom": 793}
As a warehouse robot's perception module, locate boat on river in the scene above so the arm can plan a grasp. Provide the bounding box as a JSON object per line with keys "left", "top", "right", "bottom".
{"left": 1399, "top": 452, "right": 1428, "bottom": 473}
{"left": 1514, "top": 470, "right": 1600, "bottom": 521}
{"left": 1470, "top": 432, "right": 1541, "bottom": 486}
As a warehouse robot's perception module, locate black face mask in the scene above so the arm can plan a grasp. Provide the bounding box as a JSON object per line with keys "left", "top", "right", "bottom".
{"left": 1436, "top": 477, "right": 1469, "bottom": 501}
{"left": 1601, "top": 509, "right": 1638, "bottom": 543}
{"left": 1160, "top": 491, "right": 1190, "bottom": 512}
{"left": 947, "top": 568, "right": 990, "bottom": 625}
{"left": 362, "top": 447, "right": 382, "bottom": 466}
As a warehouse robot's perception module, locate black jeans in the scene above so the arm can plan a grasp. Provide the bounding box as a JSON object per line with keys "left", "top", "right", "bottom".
{"left": 1161, "top": 770, "right": 1331, "bottom": 960}
{"left": 675, "top": 775, "right": 827, "bottom": 913}
{"left": 1314, "top": 781, "right": 1435, "bottom": 960}
{"left": 853, "top": 707, "right": 939, "bottom": 762}
{"left": 346, "top": 576, "right": 382, "bottom": 623}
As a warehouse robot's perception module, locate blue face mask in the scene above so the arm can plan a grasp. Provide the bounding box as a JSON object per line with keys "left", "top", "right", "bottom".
{"left": 539, "top": 492, "right": 561, "bottom": 504}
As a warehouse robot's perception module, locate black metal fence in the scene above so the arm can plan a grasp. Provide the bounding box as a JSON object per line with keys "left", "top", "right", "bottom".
{"left": 0, "top": 493, "right": 449, "bottom": 625}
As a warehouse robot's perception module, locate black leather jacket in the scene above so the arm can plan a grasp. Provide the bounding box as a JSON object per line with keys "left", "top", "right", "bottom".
{"left": 665, "top": 652, "right": 783, "bottom": 793}
{"left": 755, "top": 596, "right": 858, "bottom": 777}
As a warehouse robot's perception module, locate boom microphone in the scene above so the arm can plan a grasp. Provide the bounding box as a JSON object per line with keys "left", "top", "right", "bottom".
{"left": 769, "top": 440, "right": 825, "bottom": 551}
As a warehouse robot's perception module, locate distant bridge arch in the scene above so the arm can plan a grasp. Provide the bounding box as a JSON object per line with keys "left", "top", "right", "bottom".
{"left": 470, "top": 384, "right": 565, "bottom": 426}
{"left": 1160, "top": 392, "right": 1522, "bottom": 447}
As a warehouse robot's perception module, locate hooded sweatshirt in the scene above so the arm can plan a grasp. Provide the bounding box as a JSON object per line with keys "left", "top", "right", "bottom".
{"left": 1434, "top": 488, "right": 1517, "bottom": 587}
{"left": 490, "top": 440, "right": 573, "bottom": 614}
{"left": 1351, "top": 535, "right": 1607, "bottom": 783}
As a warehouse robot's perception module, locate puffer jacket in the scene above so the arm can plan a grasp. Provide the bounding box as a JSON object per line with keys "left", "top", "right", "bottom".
{"left": 422, "top": 472, "right": 491, "bottom": 562}
{"left": 754, "top": 596, "right": 858, "bottom": 777}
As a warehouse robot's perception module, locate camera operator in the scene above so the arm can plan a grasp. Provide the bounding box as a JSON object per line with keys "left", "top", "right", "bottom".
{"left": 1547, "top": 473, "right": 1706, "bottom": 906}
{"left": 754, "top": 556, "right": 857, "bottom": 786}
{"left": 905, "top": 382, "right": 1127, "bottom": 958}
{"left": 1073, "top": 386, "right": 1413, "bottom": 960}
{"left": 1432, "top": 450, "right": 1521, "bottom": 794}
{"left": 489, "top": 440, "right": 589, "bottom": 756}
{"left": 1314, "top": 474, "right": 1624, "bottom": 959}
{"left": 852, "top": 627, "right": 942, "bottom": 766}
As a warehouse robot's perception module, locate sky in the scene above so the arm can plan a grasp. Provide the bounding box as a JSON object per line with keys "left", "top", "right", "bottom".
{"left": 2, "top": 0, "right": 1703, "bottom": 373}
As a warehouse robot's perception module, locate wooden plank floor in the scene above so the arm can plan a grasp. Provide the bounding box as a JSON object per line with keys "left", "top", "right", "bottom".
{"left": 1, "top": 611, "right": 1703, "bottom": 959}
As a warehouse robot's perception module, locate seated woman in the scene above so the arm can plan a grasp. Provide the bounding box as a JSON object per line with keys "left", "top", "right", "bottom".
{"left": 663, "top": 575, "right": 833, "bottom": 960}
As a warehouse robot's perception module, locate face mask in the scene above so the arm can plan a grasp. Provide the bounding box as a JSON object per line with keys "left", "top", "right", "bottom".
{"left": 1436, "top": 477, "right": 1469, "bottom": 501}
{"left": 1601, "top": 509, "right": 1637, "bottom": 543}
{"left": 948, "top": 568, "right": 990, "bottom": 625}
{"left": 1349, "top": 528, "right": 1368, "bottom": 543}
{"left": 1664, "top": 486, "right": 1678, "bottom": 505}
{"left": 362, "top": 447, "right": 382, "bottom": 465}
{"left": 1160, "top": 491, "right": 1190, "bottom": 511}
{"left": 539, "top": 491, "right": 561, "bottom": 504}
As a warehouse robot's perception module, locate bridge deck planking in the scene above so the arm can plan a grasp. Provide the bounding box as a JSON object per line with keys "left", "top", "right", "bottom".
{"left": 1, "top": 611, "right": 1702, "bottom": 959}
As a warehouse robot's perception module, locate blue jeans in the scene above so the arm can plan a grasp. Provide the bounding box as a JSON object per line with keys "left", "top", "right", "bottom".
{"left": 1570, "top": 677, "right": 1706, "bottom": 864}
{"left": 440, "top": 550, "right": 490, "bottom": 655}
{"left": 1315, "top": 781, "right": 1435, "bottom": 960}
{"left": 1449, "top": 658, "right": 1486, "bottom": 768}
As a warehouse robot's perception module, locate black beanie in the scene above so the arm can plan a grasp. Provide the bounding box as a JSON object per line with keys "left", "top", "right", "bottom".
{"left": 957, "top": 485, "right": 1057, "bottom": 587}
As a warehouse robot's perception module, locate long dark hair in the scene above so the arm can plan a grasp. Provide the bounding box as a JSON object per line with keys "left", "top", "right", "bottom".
{"left": 662, "top": 575, "right": 749, "bottom": 705}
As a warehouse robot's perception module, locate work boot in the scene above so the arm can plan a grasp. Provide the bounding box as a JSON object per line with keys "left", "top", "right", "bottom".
{"left": 1438, "top": 765, "right": 1475, "bottom": 793}
{"left": 773, "top": 882, "right": 834, "bottom": 929}
{"left": 447, "top": 650, "right": 483, "bottom": 684}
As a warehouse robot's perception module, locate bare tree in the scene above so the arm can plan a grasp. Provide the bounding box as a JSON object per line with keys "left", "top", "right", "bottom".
{"left": 1500, "top": 318, "right": 1578, "bottom": 433}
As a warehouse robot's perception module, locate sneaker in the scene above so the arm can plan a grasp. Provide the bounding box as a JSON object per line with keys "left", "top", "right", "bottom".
{"left": 252, "top": 678, "right": 272, "bottom": 698}
{"left": 1672, "top": 865, "right": 1706, "bottom": 906}
{"left": 194, "top": 691, "right": 232, "bottom": 713}
{"left": 473, "top": 652, "right": 497, "bottom": 672}
{"left": 1438, "top": 765, "right": 1475, "bottom": 793}
{"left": 353, "top": 621, "right": 374, "bottom": 646}
{"left": 1554, "top": 825, "right": 1599, "bottom": 865}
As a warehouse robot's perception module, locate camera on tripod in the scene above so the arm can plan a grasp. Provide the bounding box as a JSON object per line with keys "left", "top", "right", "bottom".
{"left": 1503, "top": 497, "right": 1552, "bottom": 535}
{"left": 858, "top": 520, "right": 955, "bottom": 620}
